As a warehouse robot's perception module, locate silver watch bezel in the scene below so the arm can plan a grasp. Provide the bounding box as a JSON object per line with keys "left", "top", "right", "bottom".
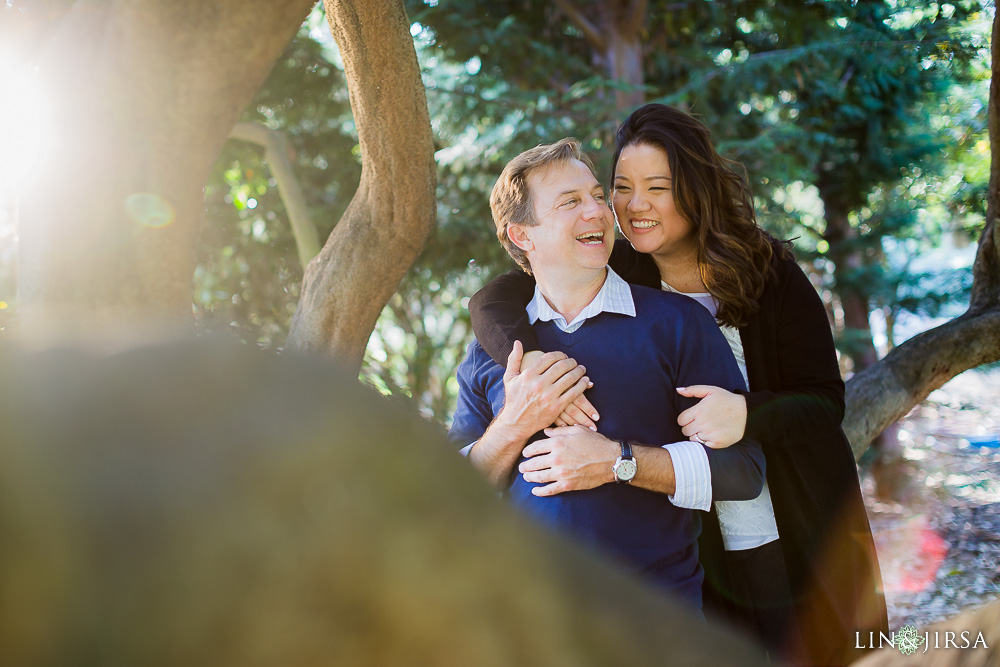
{"left": 613, "top": 455, "right": 637, "bottom": 483}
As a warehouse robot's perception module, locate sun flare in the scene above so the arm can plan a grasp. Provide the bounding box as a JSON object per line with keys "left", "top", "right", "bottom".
{"left": 0, "top": 59, "right": 49, "bottom": 196}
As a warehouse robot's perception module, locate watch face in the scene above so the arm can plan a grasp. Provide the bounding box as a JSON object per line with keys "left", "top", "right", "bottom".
{"left": 617, "top": 459, "right": 637, "bottom": 481}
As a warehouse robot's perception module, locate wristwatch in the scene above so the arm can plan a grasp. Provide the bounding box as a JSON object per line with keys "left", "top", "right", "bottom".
{"left": 613, "top": 439, "right": 637, "bottom": 484}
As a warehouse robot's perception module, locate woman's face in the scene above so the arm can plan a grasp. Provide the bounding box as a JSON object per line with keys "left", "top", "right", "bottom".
{"left": 612, "top": 142, "right": 697, "bottom": 258}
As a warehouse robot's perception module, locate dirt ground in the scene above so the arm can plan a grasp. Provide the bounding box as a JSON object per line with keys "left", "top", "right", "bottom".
{"left": 862, "top": 366, "right": 1000, "bottom": 629}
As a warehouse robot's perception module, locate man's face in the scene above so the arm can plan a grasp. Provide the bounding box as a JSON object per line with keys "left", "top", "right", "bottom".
{"left": 518, "top": 159, "right": 614, "bottom": 274}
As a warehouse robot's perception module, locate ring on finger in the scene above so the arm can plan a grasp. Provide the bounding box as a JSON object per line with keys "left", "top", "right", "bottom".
{"left": 692, "top": 433, "right": 706, "bottom": 444}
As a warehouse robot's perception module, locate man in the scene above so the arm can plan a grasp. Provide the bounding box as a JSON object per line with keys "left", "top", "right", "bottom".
{"left": 448, "top": 139, "right": 764, "bottom": 608}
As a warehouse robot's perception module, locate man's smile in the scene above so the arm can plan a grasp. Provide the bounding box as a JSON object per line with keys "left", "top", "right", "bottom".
{"left": 575, "top": 230, "right": 606, "bottom": 245}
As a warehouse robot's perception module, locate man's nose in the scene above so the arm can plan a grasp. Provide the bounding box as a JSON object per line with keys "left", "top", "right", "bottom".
{"left": 582, "top": 194, "right": 605, "bottom": 219}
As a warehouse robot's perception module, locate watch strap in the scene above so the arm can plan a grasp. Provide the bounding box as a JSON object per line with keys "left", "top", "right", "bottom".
{"left": 619, "top": 439, "right": 633, "bottom": 461}
{"left": 613, "top": 439, "right": 636, "bottom": 484}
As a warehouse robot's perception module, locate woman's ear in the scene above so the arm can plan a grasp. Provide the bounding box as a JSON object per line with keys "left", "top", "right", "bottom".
{"left": 507, "top": 224, "right": 533, "bottom": 253}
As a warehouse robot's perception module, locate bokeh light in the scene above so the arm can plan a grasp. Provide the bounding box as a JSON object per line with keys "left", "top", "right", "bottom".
{"left": 124, "top": 193, "right": 175, "bottom": 228}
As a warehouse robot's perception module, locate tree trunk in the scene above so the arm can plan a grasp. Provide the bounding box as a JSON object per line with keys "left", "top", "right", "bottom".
{"left": 606, "top": 25, "right": 646, "bottom": 112}
{"left": 0, "top": 339, "right": 771, "bottom": 665}
{"left": 822, "top": 205, "right": 880, "bottom": 373}
{"left": 552, "top": 0, "right": 648, "bottom": 112}
{"left": 844, "top": 9, "right": 1000, "bottom": 459}
{"left": 16, "top": 0, "right": 315, "bottom": 344}
{"left": 286, "top": 0, "right": 436, "bottom": 375}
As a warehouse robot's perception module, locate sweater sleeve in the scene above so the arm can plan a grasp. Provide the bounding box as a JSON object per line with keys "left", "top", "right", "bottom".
{"left": 741, "top": 258, "right": 847, "bottom": 449}
{"left": 468, "top": 269, "right": 538, "bottom": 366}
{"left": 447, "top": 342, "right": 496, "bottom": 449}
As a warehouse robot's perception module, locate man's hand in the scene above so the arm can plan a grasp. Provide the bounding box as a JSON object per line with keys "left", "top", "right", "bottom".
{"left": 676, "top": 385, "right": 747, "bottom": 448}
{"left": 520, "top": 350, "right": 599, "bottom": 431}
{"left": 518, "top": 426, "right": 618, "bottom": 497}
{"left": 496, "top": 342, "right": 592, "bottom": 438}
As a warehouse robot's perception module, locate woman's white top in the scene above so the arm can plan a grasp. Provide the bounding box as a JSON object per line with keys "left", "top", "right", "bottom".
{"left": 661, "top": 281, "right": 780, "bottom": 551}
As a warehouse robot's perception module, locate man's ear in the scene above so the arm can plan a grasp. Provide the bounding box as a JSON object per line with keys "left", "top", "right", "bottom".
{"left": 507, "top": 225, "right": 533, "bottom": 253}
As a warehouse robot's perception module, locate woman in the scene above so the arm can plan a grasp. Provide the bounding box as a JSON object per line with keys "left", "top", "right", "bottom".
{"left": 468, "top": 104, "right": 887, "bottom": 665}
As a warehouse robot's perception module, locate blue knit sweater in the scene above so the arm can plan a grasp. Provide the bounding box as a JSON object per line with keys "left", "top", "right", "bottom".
{"left": 450, "top": 284, "right": 765, "bottom": 607}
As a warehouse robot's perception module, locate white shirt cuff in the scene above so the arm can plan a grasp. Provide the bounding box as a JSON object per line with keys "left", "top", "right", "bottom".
{"left": 663, "top": 441, "right": 712, "bottom": 511}
{"left": 459, "top": 442, "right": 475, "bottom": 457}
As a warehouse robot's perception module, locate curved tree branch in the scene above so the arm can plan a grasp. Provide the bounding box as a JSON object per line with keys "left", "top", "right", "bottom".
{"left": 229, "top": 122, "right": 320, "bottom": 268}
{"left": 844, "top": 309, "right": 1000, "bottom": 459}
{"left": 286, "top": 0, "right": 436, "bottom": 374}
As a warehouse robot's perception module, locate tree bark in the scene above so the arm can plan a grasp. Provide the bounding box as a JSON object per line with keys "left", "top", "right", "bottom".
{"left": 286, "top": 0, "right": 436, "bottom": 375}
{"left": 844, "top": 9, "right": 1000, "bottom": 459}
{"left": 16, "top": 0, "right": 315, "bottom": 344}
{"left": 0, "top": 340, "right": 771, "bottom": 665}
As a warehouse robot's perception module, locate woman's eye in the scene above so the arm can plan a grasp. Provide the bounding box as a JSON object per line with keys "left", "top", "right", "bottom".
{"left": 614, "top": 187, "right": 630, "bottom": 194}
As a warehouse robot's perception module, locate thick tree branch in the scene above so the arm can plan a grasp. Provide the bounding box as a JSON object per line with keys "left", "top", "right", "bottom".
{"left": 552, "top": 0, "right": 607, "bottom": 53}
{"left": 17, "top": 0, "right": 315, "bottom": 342}
{"left": 229, "top": 122, "right": 320, "bottom": 268}
{"left": 286, "top": 0, "right": 436, "bottom": 374}
{"left": 844, "top": 310, "right": 1000, "bottom": 459}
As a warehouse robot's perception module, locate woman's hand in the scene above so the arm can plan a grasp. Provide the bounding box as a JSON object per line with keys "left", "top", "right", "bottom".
{"left": 676, "top": 385, "right": 747, "bottom": 448}
{"left": 521, "top": 350, "right": 599, "bottom": 431}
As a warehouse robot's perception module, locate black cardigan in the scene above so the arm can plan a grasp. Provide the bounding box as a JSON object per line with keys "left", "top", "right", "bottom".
{"left": 468, "top": 240, "right": 887, "bottom": 665}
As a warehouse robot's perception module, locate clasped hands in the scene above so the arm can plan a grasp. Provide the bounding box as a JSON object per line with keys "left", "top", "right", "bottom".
{"left": 504, "top": 341, "right": 747, "bottom": 496}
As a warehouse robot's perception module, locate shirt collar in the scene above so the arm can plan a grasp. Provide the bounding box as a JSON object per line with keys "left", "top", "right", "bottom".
{"left": 527, "top": 267, "right": 636, "bottom": 332}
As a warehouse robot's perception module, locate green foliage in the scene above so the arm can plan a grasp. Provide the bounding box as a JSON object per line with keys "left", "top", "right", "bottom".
{"left": 191, "top": 0, "right": 991, "bottom": 422}
{"left": 197, "top": 8, "right": 358, "bottom": 346}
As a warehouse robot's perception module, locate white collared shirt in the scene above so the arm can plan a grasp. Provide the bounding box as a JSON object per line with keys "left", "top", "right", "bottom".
{"left": 527, "top": 266, "right": 636, "bottom": 332}
{"left": 660, "top": 280, "right": 778, "bottom": 549}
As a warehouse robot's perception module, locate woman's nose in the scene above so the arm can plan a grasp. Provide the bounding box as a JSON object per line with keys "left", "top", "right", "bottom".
{"left": 627, "top": 193, "right": 648, "bottom": 211}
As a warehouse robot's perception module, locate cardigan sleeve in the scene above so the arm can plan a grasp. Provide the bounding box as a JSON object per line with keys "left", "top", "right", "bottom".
{"left": 608, "top": 239, "right": 662, "bottom": 288}
{"left": 467, "top": 269, "right": 538, "bottom": 365}
{"left": 672, "top": 300, "right": 766, "bottom": 501}
{"left": 468, "top": 240, "right": 661, "bottom": 365}
{"left": 741, "top": 257, "right": 847, "bottom": 448}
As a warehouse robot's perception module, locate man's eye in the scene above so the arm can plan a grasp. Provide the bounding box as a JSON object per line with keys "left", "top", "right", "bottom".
{"left": 562, "top": 199, "right": 578, "bottom": 207}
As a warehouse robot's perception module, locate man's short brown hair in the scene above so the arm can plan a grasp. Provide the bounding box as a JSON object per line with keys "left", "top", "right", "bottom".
{"left": 489, "top": 138, "right": 597, "bottom": 274}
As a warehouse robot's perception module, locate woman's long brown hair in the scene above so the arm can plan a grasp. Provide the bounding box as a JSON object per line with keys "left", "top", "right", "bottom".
{"left": 611, "top": 104, "right": 787, "bottom": 328}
